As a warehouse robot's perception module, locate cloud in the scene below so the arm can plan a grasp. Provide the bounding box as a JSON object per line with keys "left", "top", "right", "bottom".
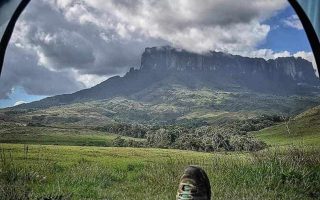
{"left": 231, "top": 48, "right": 318, "bottom": 77}
{"left": 65, "top": 0, "right": 287, "bottom": 53}
{"left": 14, "top": 100, "right": 27, "bottom": 106}
{"left": 282, "top": 14, "right": 303, "bottom": 30}
{"left": 11, "top": 0, "right": 166, "bottom": 74}
{"left": 0, "top": 45, "right": 84, "bottom": 99}
{"left": 1, "top": 0, "right": 290, "bottom": 99}
{"left": 237, "top": 49, "right": 291, "bottom": 59}
{"left": 293, "top": 51, "right": 318, "bottom": 77}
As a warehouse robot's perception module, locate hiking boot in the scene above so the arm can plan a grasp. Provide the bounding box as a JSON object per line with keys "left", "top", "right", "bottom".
{"left": 176, "top": 165, "right": 211, "bottom": 200}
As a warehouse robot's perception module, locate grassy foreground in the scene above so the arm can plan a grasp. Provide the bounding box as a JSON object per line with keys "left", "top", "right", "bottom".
{"left": 0, "top": 124, "right": 144, "bottom": 147}
{"left": 1, "top": 143, "right": 319, "bottom": 200}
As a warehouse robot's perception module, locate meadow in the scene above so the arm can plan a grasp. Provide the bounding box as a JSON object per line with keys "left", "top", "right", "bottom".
{"left": 0, "top": 124, "right": 144, "bottom": 147}
{"left": 0, "top": 142, "right": 319, "bottom": 200}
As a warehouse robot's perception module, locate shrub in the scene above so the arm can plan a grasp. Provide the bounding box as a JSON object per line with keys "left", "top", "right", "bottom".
{"left": 230, "top": 135, "right": 267, "bottom": 151}
{"left": 112, "top": 136, "right": 127, "bottom": 147}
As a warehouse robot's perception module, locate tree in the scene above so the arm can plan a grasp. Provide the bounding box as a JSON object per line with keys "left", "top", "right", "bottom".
{"left": 113, "top": 136, "right": 127, "bottom": 147}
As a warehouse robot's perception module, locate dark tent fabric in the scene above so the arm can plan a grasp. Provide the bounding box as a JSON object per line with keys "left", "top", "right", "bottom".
{"left": 297, "top": 0, "right": 320, "bottom": 40}
{"left": 0, "top": 0, "right": 30, "bottom": 75}
{"left": 0, "top": 0, "right": 21, "bottom": 37}
{"left": 289, "top": 0, "right": 320, "bottom": 75}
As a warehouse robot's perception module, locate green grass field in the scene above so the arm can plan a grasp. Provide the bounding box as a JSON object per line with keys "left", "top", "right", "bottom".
{"left": 0, "top": 124, "right": 144, "bottom": 147}
{"left": 1, "top": 143, "right": 319, "bottom": 200}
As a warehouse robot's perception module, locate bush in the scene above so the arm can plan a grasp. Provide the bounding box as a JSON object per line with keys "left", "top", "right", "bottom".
{"left": 113, "top": 136, "right": 127, "bottom": 147}
{"left": 230, "top": 135, "right": 266, "bottom": 151}
{"left": 101, "top": 120, "right": 270, "bottom": 152}
{"left": 147, "top": 125, "right": 267, "bottom": 152}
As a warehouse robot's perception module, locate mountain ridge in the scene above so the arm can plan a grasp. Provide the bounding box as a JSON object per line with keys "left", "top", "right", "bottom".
{"left": 12, "top": 46, "right": 320, "bottom": 110}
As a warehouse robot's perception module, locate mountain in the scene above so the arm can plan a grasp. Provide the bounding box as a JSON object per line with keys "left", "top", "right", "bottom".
{"left": 15, "top": 46, "right": 320, "bottom": 110}
{"left": 2, "top": 46, "right": 320, "bottom": 126}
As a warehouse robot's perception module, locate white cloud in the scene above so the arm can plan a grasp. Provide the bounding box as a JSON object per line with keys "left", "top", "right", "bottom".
{"left": 61, "top": 0, "right": 287, "bottom": 53}
{"left": 236, "top": 49, "right": 291, "bottom": 60}
{"left": 282, "top": 14, "right": 303, "bottom": 30}
{"left": 15, "top": 0, "right": 287, "bottom": 76}
{"left": 14, "top": 101, "right": 27, "bottom": 106}
{"left": 72, "top": 70, "right": 112, "bottom": 88}
{"left": 293, "top": 51, "right": 318, "bottom": 77}
{"left": 0, "top": 45, "right": 84, "bottom": 99}
{"left": 1, "top": 0, "right": 294, "bottom": 99}
{"left": 231, "top": 49, "right": 318, "bottom": 77}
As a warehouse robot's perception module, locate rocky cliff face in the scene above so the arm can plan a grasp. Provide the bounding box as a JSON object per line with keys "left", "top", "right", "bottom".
{"left": 141, "top": 46, "right": 318, "bottom": 85}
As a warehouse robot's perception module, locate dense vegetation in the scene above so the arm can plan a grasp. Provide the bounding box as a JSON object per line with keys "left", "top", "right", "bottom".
{"left": 93, "top": 114, "right": 284, "bottom": 152}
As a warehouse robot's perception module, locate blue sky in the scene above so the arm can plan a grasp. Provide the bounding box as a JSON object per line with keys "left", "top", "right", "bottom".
{"left": 0, "top": 87, "right": 46, "bottom": 108}
{"left": 0, "top": 1, "right": 315, "bottom": 108}
{"left": 259, "top": 6, "right": 311, "bottom": 53}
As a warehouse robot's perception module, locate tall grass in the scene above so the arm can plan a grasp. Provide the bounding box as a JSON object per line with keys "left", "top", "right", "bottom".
{"left": 0, "top": 144, "right": 319, "bottom": 200}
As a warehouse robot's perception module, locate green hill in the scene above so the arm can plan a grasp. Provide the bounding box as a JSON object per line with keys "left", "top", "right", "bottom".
{"left": 0, "top": 123, "right": 144, "bottom": 147}
{"left": 2, "top": 85, "right": 320, "bottom": 127}
{"left": 255, "top": 105, "right": 320, "bottom": 147}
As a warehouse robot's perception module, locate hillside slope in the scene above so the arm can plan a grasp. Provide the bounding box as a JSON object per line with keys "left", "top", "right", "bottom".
{"left": 2, "top": 86, "right": 320, "bottom": 126}
{"left": 255, "top": 105, "right": 320, "bottom": 146}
